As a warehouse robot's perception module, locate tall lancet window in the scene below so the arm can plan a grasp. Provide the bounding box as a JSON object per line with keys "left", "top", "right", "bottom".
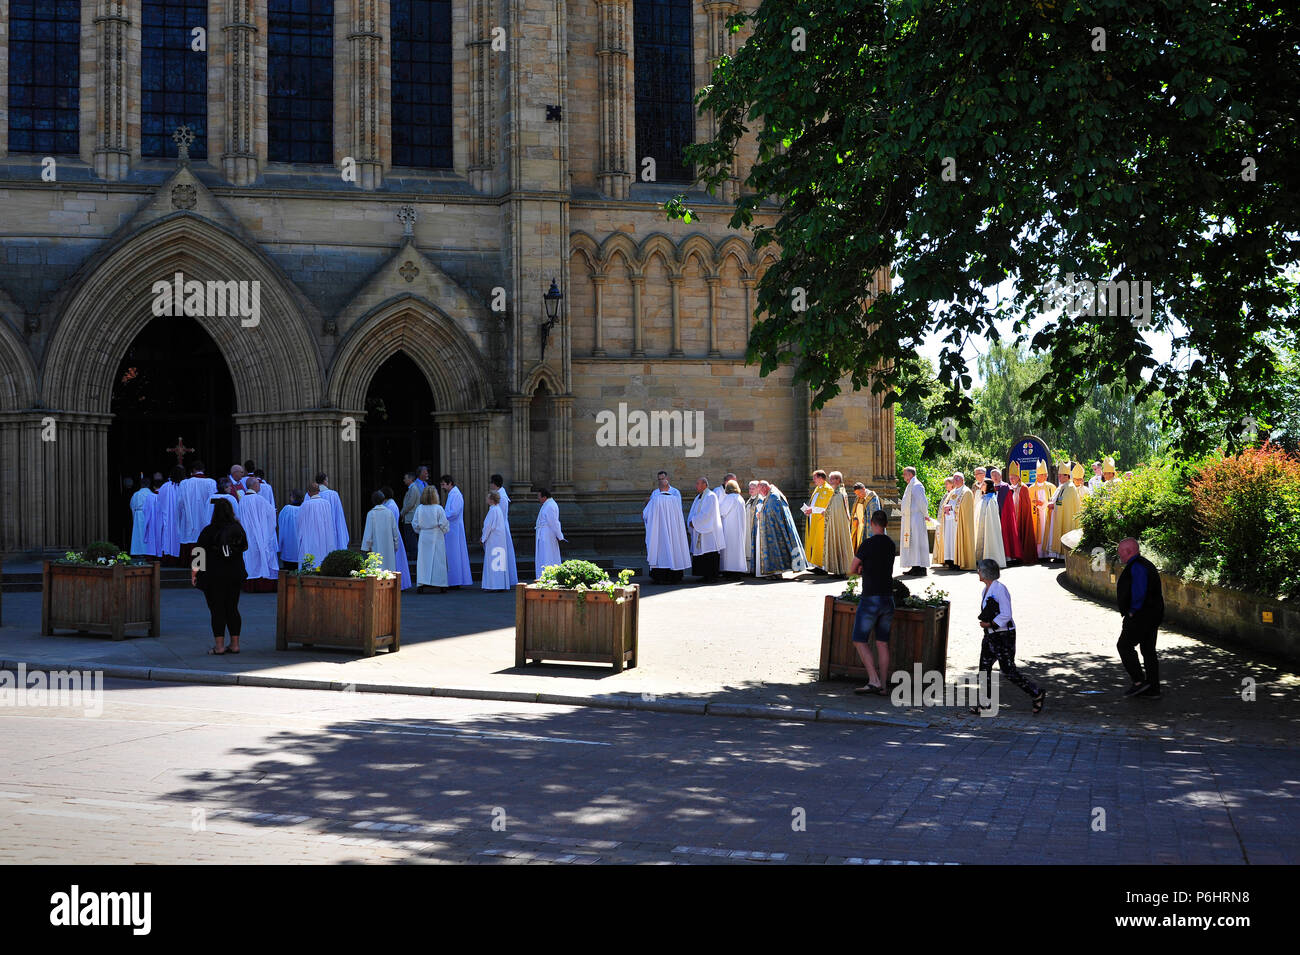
{"left": 142, "top": 0, "right": 209, "bottom": 158}
{"left": 268, "top": 0, "right": 335, "bottom": 164}
{"left": 634, "top": 0, "right": 694, "bottom": 183}
{"left": 7, "top": 0, "right": 81, "bottom": 154}
{"left": 391, "top": 0, "right": 454, "bottom": 169}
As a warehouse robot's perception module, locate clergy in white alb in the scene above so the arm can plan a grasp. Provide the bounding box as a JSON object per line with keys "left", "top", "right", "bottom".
{"left": 899, "top": 467, "right": 930, "bottom": 573}
{"left": 686, "top": 477, "right": 725, "bottom": 582}
{"left": 973, "top": 483, "right": 1007, "bottom": 568}
{"left": 156, "top": 468, "right": 184, "bottom": 558}
{"left": 490, "top": 476, "right": 519, "bottom": 588}
{"left": 361, "top": 492, "right": 402, "bottom": 576}
{"left": 239, "top": 478, "right": 279, "bottom": 581}
{"left": 315, "top": 473, "right": 350, "bottom": 550}
{"left": 480, "top": 492, "right": 511, "bottom": 590}
{"left": 296, "top": 486, "right": 337, "bottom": 569}
{"left": 277, "top": 492, "right": 302, "bottom": 567}
{"left": 413, "top": 487, "right": 450, "bottom": 589}
{"left": 643, "top": 472, "right": 691, "bottom": 582}
{"left": 382, "top": 494, "right": 413, "bottom": 590}
{"left": 717, "top": 481, "right": 749, "bottom": 573}
{"left": 177, "top": 465, "right": 217, "bottom": 545}
{"left": 440, "top": 478, "right": 473, "bottom": 587}
{"left": 129, "top": 481, "right": 155, "bottom": 556}
{"left": 534, "top": 491, "right": 565, "bottom": 576}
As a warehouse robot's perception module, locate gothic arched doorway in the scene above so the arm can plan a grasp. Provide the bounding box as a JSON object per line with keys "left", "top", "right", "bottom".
{"left": 359, "top": 351, "right": 438, "bottom": 498}
{"left": 529, "top": 381, "right": 553, "bottom": 490}
{"left": 107, "top": 316, "right": 237, "bottom": 548}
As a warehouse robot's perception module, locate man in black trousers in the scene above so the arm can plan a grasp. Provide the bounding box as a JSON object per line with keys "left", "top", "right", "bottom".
{"left": 1116, "top": 537, "right": 1165, "bottom": 698}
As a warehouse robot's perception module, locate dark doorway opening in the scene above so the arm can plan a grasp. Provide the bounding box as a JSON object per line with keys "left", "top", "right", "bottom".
{"left": 360, "top": 351, "right": 438, "bottom": 497}
{"left": 108, "top": 317, "right": 237, "bottom": 549}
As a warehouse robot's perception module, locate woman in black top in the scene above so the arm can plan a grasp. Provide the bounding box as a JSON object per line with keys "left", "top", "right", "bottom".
{"left": 192, "top": 498, "right": 248, "bottom": 654}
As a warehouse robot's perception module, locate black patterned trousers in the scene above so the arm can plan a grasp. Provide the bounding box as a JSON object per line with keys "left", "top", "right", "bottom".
{"left": 979, "top": 628, "right": 1041, "bottom": 699}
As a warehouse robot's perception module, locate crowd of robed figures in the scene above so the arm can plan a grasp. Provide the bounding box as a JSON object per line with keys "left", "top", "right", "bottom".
{"left": 127, "top": 460, "right": 570, "bottom": 594}
{"left": 641, "top": 469, "right": 889, "bottom": 582}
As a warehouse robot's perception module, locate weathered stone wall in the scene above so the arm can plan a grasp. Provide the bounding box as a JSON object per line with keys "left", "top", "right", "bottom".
{"left": 1065, "top": 550, "right": 1300, "bottom": 666}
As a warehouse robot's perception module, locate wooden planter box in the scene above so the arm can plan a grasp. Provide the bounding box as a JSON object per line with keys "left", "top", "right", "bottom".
{"left": 515, "top": 583, "right": 639, "bottom": 671}
{"left": 818, "top": 596, "right": 950, "bottom": 681}
{"left": 276, "top": 574, "right": 401, "bottom": 657}
{"left": 42, "top": 560, "right": 161, "bottom": 641}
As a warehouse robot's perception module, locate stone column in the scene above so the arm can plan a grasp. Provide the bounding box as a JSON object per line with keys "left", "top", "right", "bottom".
{"left": 436, "top": 410, "right": 492, "bottom": 532}
{"left": 508, "top": 394, "right": 530, "bottom": 493}
{"left": 706, "top": 275, "right": 722, "bottom": 357}
{"left": 467, "top": 0, "right": 496, "bottom": 192}
{"left": 590, "top": 272, "right": 607, "bottom": 356}
{"left": 668, "top": 273, "right": 684, "bottom": 357}
{"left": 221, "top": 0, "right": 260, "bottom": 185}
{"left": 741, "top": 276, "right": 755, "bottom": 342}
{"left": 0, "top": 411, "right": 53, "bottom": 551}
{"left": 551, "top": 395, "right": 574, "bottom": 493}
{"left": 595, "top": 0, "right": 631, "bottom": 199}
{"left": 347, "top": 0, "right": 384, "bottom": 189}
{"left": 92, "top": 0, "right": 131, "bottom": 180}
{"left": 703, "top": 0, "right": 740, "bottom": 200}
{"left": 630, "top": 273, "right": 645, "bottom": 357}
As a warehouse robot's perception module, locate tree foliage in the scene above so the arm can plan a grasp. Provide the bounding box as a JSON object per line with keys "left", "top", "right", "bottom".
{"left": 669, "top": 0, "right": 1300, "bottom": 456}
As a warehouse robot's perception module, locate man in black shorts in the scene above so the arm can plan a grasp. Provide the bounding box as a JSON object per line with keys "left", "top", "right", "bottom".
{"left": 848, "top": 510, "right": 896, "bottom": 694}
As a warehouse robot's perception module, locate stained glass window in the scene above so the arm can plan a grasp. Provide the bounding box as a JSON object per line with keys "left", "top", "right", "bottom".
{"left": 142, "top": 0, "right": 208, "bottom": 159}
{"left": 8, "top": 0, "right": 81, "bottom": 155}
{"left": 634, "top": 0, "right": 694, "bottom": 183}
{"left": 391, "top": 0, "right": 453, "bottom": 169}
{"left": 268, "top": 0, "right": 334, "bottom": 164}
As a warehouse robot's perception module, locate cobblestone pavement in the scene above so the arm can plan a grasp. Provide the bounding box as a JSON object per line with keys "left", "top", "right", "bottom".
{"left": 1, "top": 681, "right": 1295, "bottom": 864}
{"left": 2, "top": 561, "right": 1296, "bottom": 745}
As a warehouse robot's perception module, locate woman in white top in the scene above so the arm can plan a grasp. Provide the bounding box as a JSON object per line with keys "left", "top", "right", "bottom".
{"left": 973, "top": 559, "right": 1045, "bottom": 715}
{"left": 412, "top": 485, "right": 450, "bottom": 593}
{"left": 480, "top": 491, "right": 511, "bottom": 591}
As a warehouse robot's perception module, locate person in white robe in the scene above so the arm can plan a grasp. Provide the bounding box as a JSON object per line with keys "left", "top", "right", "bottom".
{"left": 643, "top": 471, "right": 691, "bottom": 583}
{"left": 712, "top": 473, "right": 737, "bottom": 506}
{"left": 381, "top": 489, "right": 413, "bottom": 590}
{"left": 316, "top": 473, "right": 350, "bottom": 549}
{"left": 480, "top": 492, "right": 512, "bottom": 590}
{"left": 413, "top": 485, "right": 450, "bottom": 591}
{"left": 278, "top": 490, "right": 302, "bottom": 569}
{"left": 239, "top": 477, "right": 279, "bottom": 584}
{"left": 361, "top": 491, "right": 402, "bottom": 576}
{"left": 973, "top": 479, "right": 1007, "bottom": 568}
{"left": 686, "top": 477, "right": 725, "bottom": 582}
{"left": 899, "top": 466, "right": 930, "bottom": 575}
{"left": 178, "top": 463, "right": 217, "bottom": 548}
{"left": 211, "top": 477, "right": 240, "bottom": 520}
{"left": 129, "top": 479, "right": 155, "bottom": 556}
{"left": 938, "top": 477, "right": 957, "bottom": 567}
{"left": 156, "top": 466, "right": 184, "bottom": 559}
{"left": 534, "top": 489, "right": 565, "bottom": 577}
{"left": 490, "top": 475, "right": 519, "bottom": 588}
{"left": 440, "top": 476, "right": 473, "bottom": 587}
{"left": 253, "top": 471, "right": 275, "bottom": 513}
{"left": 296, "top": 484, "right": 337, "bottom": 570}
{"left": 717, "top": 480, "right": 749, "bottom": 574}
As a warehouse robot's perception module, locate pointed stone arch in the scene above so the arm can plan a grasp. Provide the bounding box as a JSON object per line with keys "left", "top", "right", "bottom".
{"left": 598, "top": 232, "right": 641, "bottom": 273}
{"left": 328, "top": 296, "right": 494, "bottom": 413}
{"left": 638, "top": 233, "right": 680, "bottom": 276}
{"left": 678, "top": 234, "right": 718, "bottom": 278}
{"left": 715, "top": 236, "right": 755, "bottom": 278}
{"left": 41, "top": 212, "right": 323, "bottom": 414}
{"left": 32, "top": 212, "right": 325, "bottom": 548}
{"left": 0, "top": 313, "right": 36, "bottom": 411}
{"left": 328, "top": 296, "right": 496, "bottom": 533}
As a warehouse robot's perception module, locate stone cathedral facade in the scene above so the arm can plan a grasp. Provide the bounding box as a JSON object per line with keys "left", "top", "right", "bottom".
{"left": 0, "top": 0, "right": 895, "bottom": 555}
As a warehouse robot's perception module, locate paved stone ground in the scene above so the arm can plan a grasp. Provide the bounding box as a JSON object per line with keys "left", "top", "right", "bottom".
{"left": 3, "top": 560, "right": 1296, "bottom": 744}
{"left": 2, "top": 681, "right": 1295, "bottom": 864}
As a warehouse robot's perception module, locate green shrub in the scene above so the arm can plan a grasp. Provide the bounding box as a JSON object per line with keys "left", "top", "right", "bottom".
{"left": 537, "top": 559, "right": 611, "bottom": 589}
{"left": 85, "top": 541, "right": 122, "bottom": 561}
{"left": 1077, "top": 458, "right": 1199, "bottom": 570}
{"left": 318, "top": 549, "right": 367, "bottom": 578}
{"left": 1191, "top": 446, "right": 1300, "bottom": 600}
